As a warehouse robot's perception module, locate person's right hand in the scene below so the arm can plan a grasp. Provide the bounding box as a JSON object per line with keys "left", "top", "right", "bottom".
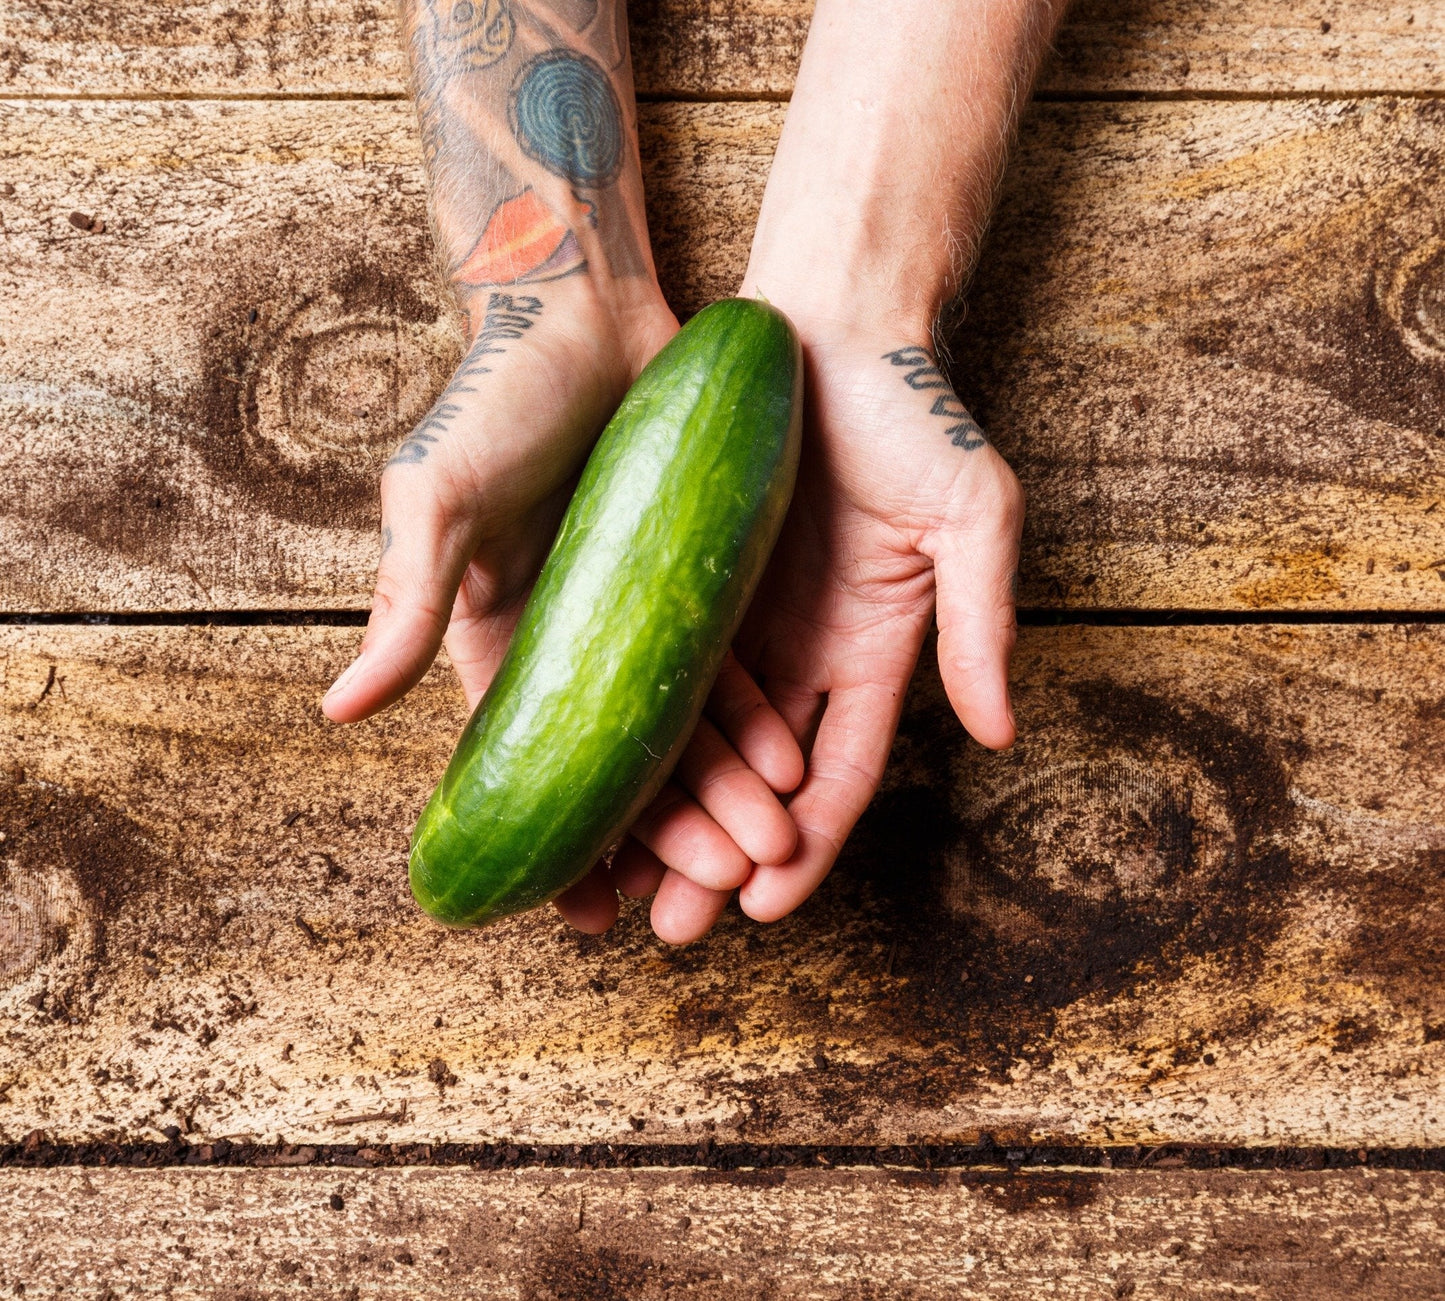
{"left": 321, "top": 276, "right": 803, "bottom": 940}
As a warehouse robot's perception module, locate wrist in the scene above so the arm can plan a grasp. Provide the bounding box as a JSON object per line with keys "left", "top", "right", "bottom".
{"left": 737, "top": 262, "right": 940, "bottom": 354}
{"left": 459, "top": 271, "right": 675, "bottom": 378}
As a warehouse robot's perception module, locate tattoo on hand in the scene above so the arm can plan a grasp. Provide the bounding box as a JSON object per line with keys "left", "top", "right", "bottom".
{"left": 381, "top": 525, "right": 394, "bottom": 556}
{"left": 883, "top": 347, "right": 987, "bottom": 451}
{"left": 387, "top": 293, "right": 545, "bottom": 467}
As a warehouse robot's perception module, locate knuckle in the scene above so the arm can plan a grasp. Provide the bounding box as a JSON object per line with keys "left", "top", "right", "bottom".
{"left": 690, "top": 758, "right": 748, "bottom": 804}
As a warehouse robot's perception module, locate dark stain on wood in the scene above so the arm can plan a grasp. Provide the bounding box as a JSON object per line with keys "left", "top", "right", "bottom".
{"left": 35, "top": 228, "right": 457, "bottom": 573}
{"left": 524, "top": 1241, "right": 665, "bottom": 1301}
{"left": 1177, "top": 109, "right": 1445, "bottom": 440}
{"left": 192, "top": 238, "right": 456, "bottom": 528}
{"left": 1345, "top": 851, "right": 1445, "bottom": 1036}
{"left": 814, "top": 667, "right": 1298, "bottom": 1082}
{"left": 966, "top": 1170, "right": 1104, "bottom": 1214}
{"left": 0, "top": 775, "right": 178, "bottom": 1017}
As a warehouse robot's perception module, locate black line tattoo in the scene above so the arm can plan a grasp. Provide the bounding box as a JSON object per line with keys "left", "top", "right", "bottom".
{"left": 388, "top": 293, "right": 544, "bottom": 466}
{"left": 882, "top": 345, "right": 949, "bottom": 390}
{"left": 882, "top": 347, "right": 987, "bottom": 451}
{"left": 381, "top": 525, "right": 394, "bottom": 556}
{"left": 411, "top": 0, "right": 516, "bottom": 167}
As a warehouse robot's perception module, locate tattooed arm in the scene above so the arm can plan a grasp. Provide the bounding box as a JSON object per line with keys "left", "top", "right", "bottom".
{"left": 323, "top": 0, "right": 805, "bottom": 941}
{"left": 646, "top": 0, "right": 1062, "bottom": 930}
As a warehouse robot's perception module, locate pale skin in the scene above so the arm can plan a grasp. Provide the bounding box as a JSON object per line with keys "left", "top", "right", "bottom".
{"left": 324, "top": 0, "right": 1062, "bottom": 942}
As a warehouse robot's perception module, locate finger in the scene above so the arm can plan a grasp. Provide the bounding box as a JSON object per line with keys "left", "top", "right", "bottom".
{"left": 675, "top": 717, "right": 797, "bottom": 866}
{"left": 650, "top": 870, "right": 733, "bottom": 945}
{"left": 611, "top": 838, "right": 667, "bottom": 899}
{"left": 322, "top": 488, "right": 474, "bottom": 724}
{"left": 759, "top": 677, "right": 827, "bottom": 756}
{"left": 706, "top": 653, "right": 805, "bottom": 793}
{"left": 629, "top": 783, "right": 754, "bottom": 892}
{"left": 552, "top": 862, "right": 619, "bottom": 934}
{"left": 930, "top": 477, "right": 1023, "bottom": 751}
{"left": 739, "top": 680, "right": 906, "bottom": 924}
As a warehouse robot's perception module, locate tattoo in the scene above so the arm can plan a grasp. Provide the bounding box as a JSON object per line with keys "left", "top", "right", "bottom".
{"left": 425, "top": 0, "right": 514, "bottom": 70}
{"left": 509, "top": 52, "right": 623, "bottom": 187}
{"left": 883, "top": 347, "right": 987, "bottom": 451}
{"left": 405, "top": 0, "right": 645, "bottom": 299}
{"left": 412, "top": 0, "right": 515, "bottom": 166}
{"left": 388, "top": 293, "right": 544, "bottom": 466}
{"left": 381, "top": 525, "right": 394, "bottom": 556}
{"left": 455, "top": 186, "right": 586, "bottom": 286}
{"left": 882, "top": 346, "right": 949, "bottom": 390}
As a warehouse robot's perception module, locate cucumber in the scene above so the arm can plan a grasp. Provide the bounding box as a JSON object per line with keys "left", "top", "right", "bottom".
{"left": 409, "top": 298, "right": 803, "bottom": 927}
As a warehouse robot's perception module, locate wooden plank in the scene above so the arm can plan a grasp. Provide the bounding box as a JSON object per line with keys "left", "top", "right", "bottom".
{"left": 1047, "top": 0, "right": 1445, "bottom": 96}
{"left": 3, "top": 98, "right": 1444, "bottom": 612}
{"left": 2, "top": 622, "right": 1442, "bottom": 1147}
{"left": 1, "top": 1167, "right": 1442, "bottom": 1297}
{"left": 2, "top": 1, "right": 1440, "bottom": 97}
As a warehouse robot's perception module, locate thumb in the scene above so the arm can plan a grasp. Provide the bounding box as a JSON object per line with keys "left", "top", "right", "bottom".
{"left": 322, "top": 489, "right": 475, "bottom": 723}
{"left": 928, "top": 474, "right": 1023, "bottom": 750}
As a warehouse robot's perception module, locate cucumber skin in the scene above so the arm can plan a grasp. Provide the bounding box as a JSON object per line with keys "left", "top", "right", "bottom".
{"left": 409, "top": 298, "right": 803, "bottom": 927}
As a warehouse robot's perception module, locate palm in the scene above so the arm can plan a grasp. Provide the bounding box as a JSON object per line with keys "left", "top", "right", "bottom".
{"left": 732, "top": 336, "right": 1024, "bottom": 922}
{"left": 429, "top": 302, "right": 681, "bottom": 708}
{"left": 325, "top": 287, "right": 678, "bottom": 718}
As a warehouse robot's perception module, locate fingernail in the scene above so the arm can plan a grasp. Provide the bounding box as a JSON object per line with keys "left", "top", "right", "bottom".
{"left": 325, "top": 650, "right": 366, "bottom": 701}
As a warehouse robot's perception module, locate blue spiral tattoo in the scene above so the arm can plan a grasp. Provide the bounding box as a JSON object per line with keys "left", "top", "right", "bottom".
{"left": 509, "top": 51, "right": 623, "bottom": 188}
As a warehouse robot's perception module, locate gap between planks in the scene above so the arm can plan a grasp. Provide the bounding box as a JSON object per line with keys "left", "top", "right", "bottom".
{"left": 6, "top": 88, "right": 1445, "bottom": 104}
{"left": 4, "top": 1140, "right": 1445, "bottom": 1173}
{"left": 2, "top": 611, "right": 1445, "bottom": 628}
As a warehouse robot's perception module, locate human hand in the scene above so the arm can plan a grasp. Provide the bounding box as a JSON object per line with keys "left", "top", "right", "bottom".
{"left": 616, "top": 0, "right": 1053, "bottom": 939}
{"left": 617, "top": 315, "right": 1022, "bottom": 938}
{"left": 322, "top": 276, "right": 804, "bottom": 938}
{"left": 324, "top": 0, "right": 811, "bottom": 941}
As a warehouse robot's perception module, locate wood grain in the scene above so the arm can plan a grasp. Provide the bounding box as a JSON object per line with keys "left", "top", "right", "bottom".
{"left": 3, "top": 98, "right": 1444, "bottom": 612}
{"left": 2, "top": 623, "right": 1441, "bottom": 1147}
{"left": 2, "top": 1167, "right": 1443, "bottom": 1297}
{"left": 2, "top": 0, "right": 1440, "bottom": 97}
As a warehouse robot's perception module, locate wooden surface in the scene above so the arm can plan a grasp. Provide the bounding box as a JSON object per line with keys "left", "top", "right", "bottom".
{"left": 5, "top": 97, "right": 1444, "bottom": 612}
{"left": 3, "top": 1166, "right": 1443, "bottom": 1297}
{"left": 3, "top": 622, "right": 1441, "bottom": 1147}
{"left": 3, "top": 1, "right": 1441, "bottom": 97}
{"left": 4, "top": 0, "right": 1444, "bottom": 1287}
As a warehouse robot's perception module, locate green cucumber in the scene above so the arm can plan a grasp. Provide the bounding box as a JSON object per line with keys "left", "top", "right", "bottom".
{"left": 409, "top": 297, "right": 803, "bottom": 927}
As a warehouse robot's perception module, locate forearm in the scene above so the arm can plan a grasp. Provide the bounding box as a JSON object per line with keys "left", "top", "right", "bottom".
{"left": 400, "top": 0, "right": 663, "bottom": 341}
{"left": 742, "top": 0, "right": 1063, "bottom": 340}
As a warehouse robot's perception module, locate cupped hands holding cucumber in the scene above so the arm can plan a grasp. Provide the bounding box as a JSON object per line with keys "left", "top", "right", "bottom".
{"left": 324, "top": 0, "right": 1062, "bottom": 943}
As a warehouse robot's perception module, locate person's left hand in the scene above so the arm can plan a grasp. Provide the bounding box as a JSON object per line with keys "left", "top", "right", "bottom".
{"left": 606, "top": 321, "right": 1024, "bottom": 940}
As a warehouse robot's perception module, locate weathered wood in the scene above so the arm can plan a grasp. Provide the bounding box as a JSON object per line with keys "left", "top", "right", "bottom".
{"left": 3, "top": 98, "right": 1444, "bottom": 612}
{"left": 2, "top": 623, "right": 1441, "bottom": 1146}
{"left": 1047, "top": 0, "right": 1445, "bottom": 96}
{"left": 2, "top": 1167, "right": 1443, "bottom": 1297}
{"left": 2, "top": 0, "right": 1440, "bottom": 97}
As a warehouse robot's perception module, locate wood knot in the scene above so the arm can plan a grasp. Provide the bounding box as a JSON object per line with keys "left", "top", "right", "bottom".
{"left": 940, "top": 757, "right": 1237, "bottom": 985}
{"left": 1381, "top": 239, "right": 1445, "bottom": 368}
{"left": 245, "top": 298, "right": 456, "bottom": 477}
